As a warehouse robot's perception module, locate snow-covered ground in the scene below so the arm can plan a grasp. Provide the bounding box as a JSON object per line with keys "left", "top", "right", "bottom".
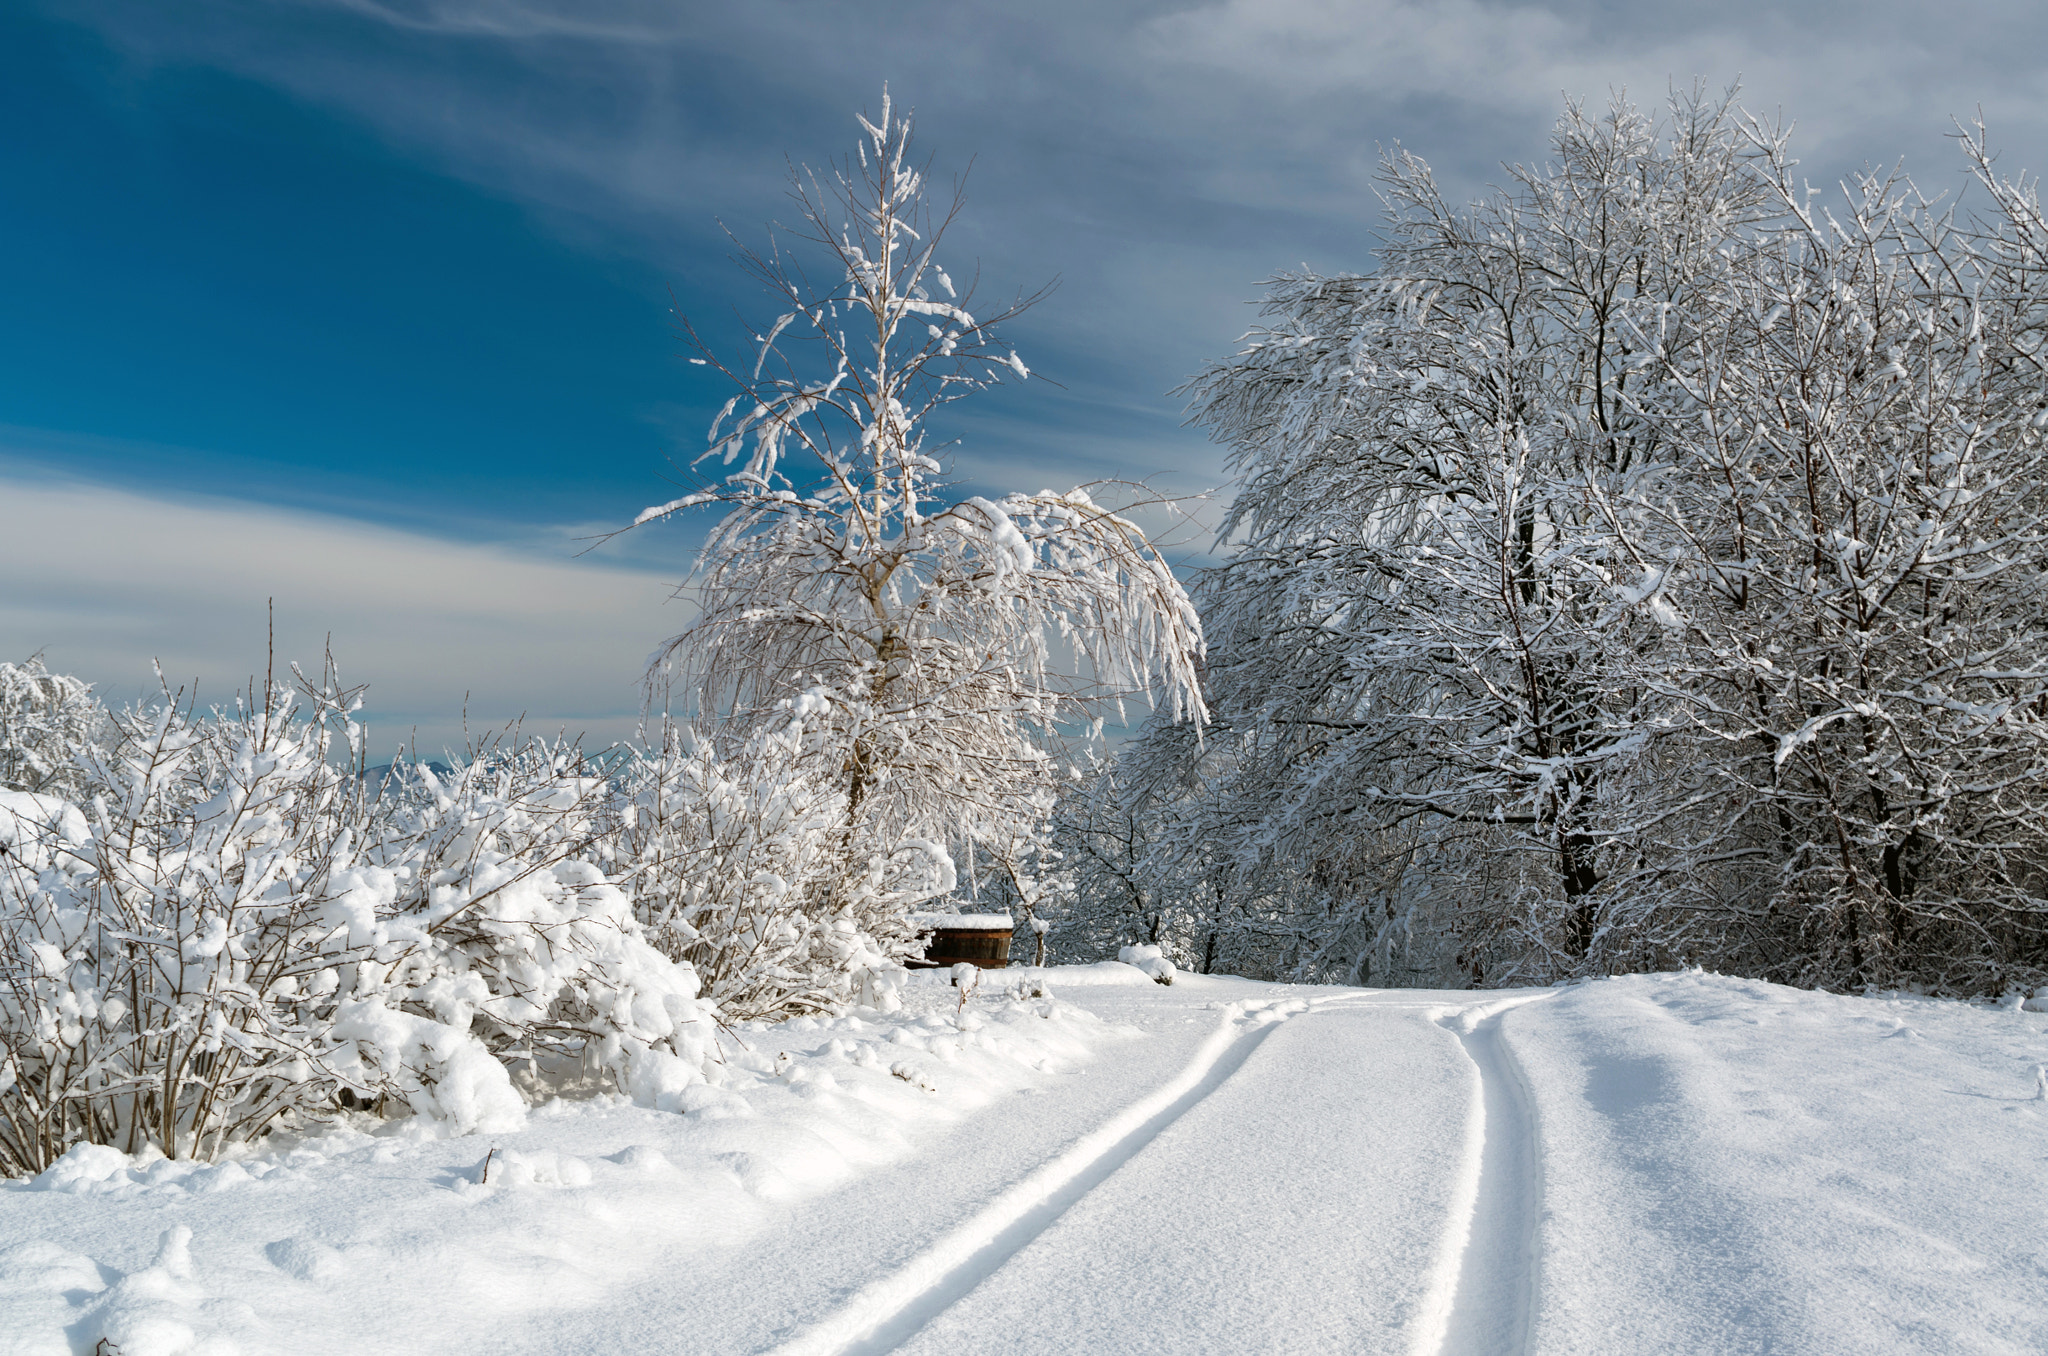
{"left": 5, "top": 967, "right": 2046, "bottom": 1355}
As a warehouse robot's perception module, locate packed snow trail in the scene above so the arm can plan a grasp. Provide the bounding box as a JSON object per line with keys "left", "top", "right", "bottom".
{"left": 1431, "top": 1002, "right": 1545, "bottom": 1356}
{"left": 763, "top": 996, "right": 1301, "bottom": 1356}
{"left": 868, "top": 994, "right": 1504, "bottom": 1356}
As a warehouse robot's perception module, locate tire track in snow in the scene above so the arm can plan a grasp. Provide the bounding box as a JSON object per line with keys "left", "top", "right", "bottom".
{"left": 758, "top": 999, "right": 1302, "bottom": 1356}
{"left": 1414, "top": 999, "right": 1549, "bottom": 1356}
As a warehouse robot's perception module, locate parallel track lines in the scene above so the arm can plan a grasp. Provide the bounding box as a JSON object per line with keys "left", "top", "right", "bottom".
{"left": 762, "top": 1001, "right": 1293, "bottom": 1356}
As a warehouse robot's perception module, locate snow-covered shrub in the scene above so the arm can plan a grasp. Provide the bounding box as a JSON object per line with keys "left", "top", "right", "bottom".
{"left": 336, "top": 737, "right": 716, "bottom": 1125}
{"left": 607, "top": 701, "right": 928, "bottom": 1021}
{"left": 0, "top": 669, "right": 715, "bottom": 1176}
{"left": 0, "top": 657, "right": 106, "bottom": 799}
{"left": 0, "top": 671, "right": 380, "bottom": 1173}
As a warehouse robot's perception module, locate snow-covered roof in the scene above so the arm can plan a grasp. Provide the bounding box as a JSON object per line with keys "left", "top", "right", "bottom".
{"left": 910, "top": 913, "right": 1014, "bottom": 931}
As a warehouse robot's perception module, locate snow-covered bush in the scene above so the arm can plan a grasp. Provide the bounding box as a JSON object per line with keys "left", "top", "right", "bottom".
{"left": 0, "top": 657, "right": 106, "bottom": 799}
{"left": 0, "top": 670, "right": 380, "bottom": 1173}
{"left": 606, "top": 701, "right": 922, "bottom": 1021}
{"left": 0, "top": 668, "right": 715, "bottom": 1176}
{"left": 345, "top": 736, "right": 716, "bottom": 1123}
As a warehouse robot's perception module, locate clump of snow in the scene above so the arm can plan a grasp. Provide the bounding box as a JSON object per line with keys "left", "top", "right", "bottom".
{"left": 326, "top": 1003, "right": 529, "bottom": 1137}
{"left": 28, "top": 1141, "right": 138, "bottom": 1194}
{"left": 1118, "top": 944, "right": 1177, "bottom": 985}
{"left": 0, "top": 790, "right": 90, "bottom": 870}
{"left": 481, "top": 1149, "right": 593, "bottom": 1189}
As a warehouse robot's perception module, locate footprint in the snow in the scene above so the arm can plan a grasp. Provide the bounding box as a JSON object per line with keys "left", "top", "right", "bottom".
{"left": 606, "top": 1145, "right": 680, "bottom": 1176}
{"left": 265, "top": 1236, "right": 344, "bottom": 1282}
{"left": 0, "top": 1238, "right": 107, "bottom": 1305}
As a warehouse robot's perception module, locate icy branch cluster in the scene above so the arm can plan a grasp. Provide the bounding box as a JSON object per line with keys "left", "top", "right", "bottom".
{"left": 0, "top": 657, "right": 105, "bottom": 802}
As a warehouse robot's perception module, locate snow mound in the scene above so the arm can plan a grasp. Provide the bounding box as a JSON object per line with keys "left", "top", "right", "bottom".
{"left": 1117, "top": 945, "right": 1178, "bottom": 985}
{"left": 74, "top": 1226, "right": 259, "bottom": 1356}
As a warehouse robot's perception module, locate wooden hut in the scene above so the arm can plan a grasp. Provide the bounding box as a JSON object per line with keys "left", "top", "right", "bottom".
{"left": 908, "top": 913, "right": 1014, "bottom": 969}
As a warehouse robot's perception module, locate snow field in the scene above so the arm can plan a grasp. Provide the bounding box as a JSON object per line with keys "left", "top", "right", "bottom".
{"left": 0, "top": 980, "right": 1126, "bottom": 1356}
{"left": 6, "top": 968, "right": 2047, "bottom": 1355}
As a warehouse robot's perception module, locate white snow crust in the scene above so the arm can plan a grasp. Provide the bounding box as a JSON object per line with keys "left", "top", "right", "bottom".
{"left": 907, "top": 913, "right": 1013, "bottom": 931}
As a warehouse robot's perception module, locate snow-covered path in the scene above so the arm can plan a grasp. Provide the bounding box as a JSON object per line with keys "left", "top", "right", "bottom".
{"left": 9, "top": 970, "right": 2048, "bottom": 1355}
{"left": 871, "top": 996, "right": 1492, "bottom": 1356}
{"left": 755, "top": 975, "right": 2048, "bottom": 1356}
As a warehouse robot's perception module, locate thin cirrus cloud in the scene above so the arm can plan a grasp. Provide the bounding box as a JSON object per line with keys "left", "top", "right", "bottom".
{"left": 0, "top": 469, "right": 690, "bottom": 756}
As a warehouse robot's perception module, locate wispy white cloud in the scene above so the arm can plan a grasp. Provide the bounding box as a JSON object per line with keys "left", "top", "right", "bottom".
{"left": 0, "top": 472, "right": 691, "bottom": 755}
{"left": 62, "top": 0, "right": 2048, "bottom": 341}
{"left": 287, "top": 0, "right": 687, "bottom": 41}
{"left": 24, "top": 0, "right": 2048, "bottom": 748}
{"left": 1138, "top": 0, "right": 2048, "bottom": 179}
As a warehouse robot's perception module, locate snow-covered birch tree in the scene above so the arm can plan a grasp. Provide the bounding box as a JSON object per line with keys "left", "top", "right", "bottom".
{"left": 630, "top": 92, "right": 1205, "bottom": 947}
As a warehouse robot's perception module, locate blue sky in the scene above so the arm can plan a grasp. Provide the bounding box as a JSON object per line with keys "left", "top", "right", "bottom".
{"left": 6, "top": 0, "right": 2048, "bottom": 749}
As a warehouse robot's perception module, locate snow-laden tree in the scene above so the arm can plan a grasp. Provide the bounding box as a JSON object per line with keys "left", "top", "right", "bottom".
{"left": 1158, "top": 90, "right": 1766, "bottom": 984}
{"left": 632, "top": 93, "right": 1205, "bottom": 942}
{"left": 1048, "top": 759, "right": 1167, "bottom": 962}
{"left": 1622, "top": 123, "right": 2048, "bottom": 990}
{"left": 1050, "top": 742, "right": 1232, "bottom": 973}
{"left": 1059, "top": 725, "right": 1432, "bottom": 981}
{"left": 1146, "top": 90, "right": 2048, "bottom": 994}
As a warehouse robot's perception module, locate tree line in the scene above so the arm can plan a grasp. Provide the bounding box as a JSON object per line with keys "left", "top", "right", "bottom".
{"left": 1062, "top": 88, "right": 2048, "bottom": 998}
